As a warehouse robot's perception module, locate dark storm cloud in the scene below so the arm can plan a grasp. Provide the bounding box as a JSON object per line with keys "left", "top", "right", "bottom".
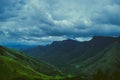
{"left": 0, "top": 0, "right": 24, "bottom": 21}
{"left": 92, "top": 3, "right": 120, "bottom": 26}
{"left": 0, "top": 0, "right": 120, "bottom": 45}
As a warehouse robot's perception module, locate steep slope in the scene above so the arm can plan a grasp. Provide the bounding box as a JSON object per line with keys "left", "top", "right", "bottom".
{"left": 69, "top": 39, "right": 120, "bottom": 80}
{"left": 23, "top": 36, "right": 117, "bottom": 70}
{"left": 80, "top": 41, "right": 120, "bottom": 74}
{"left": 0, "top": 56, "right": 49, "bottom": 80}
{"left": 0, "top": 46, "right": 62, "bottom": 80}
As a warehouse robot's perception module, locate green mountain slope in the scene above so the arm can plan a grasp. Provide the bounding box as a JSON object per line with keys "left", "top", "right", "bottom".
{"left": 6, "top": 37, "right": 120, "bottom": 80}
{"left": 78, "top": 41, "right": 120, "bottom": 74}
{"left": 0, "top": 46, "right": 62, "bottom": 80}
{"left": 69, "top": 39, "right": 120, "bottom": 80}
{"left": 23, "top": 36, "right": 118, "bottom": 74}
{"left": 0, "top": 56, "right": 48, "bottom": 80}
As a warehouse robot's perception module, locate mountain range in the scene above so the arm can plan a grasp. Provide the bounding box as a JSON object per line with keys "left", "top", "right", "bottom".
{"left": 0, "top": 36, "right": 120, "bottom": 80}
{"left": 23, "top": 36, "right": 120, "bottom": 80}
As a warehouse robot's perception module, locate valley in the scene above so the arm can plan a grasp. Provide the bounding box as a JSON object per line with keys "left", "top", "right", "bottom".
{"left": 0, "top": 36, "right": 120, "bottom": 80}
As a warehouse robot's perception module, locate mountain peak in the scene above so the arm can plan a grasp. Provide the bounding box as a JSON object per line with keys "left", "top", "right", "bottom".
{"left": 51, "top": 39, "right": 79, "bottom": 46}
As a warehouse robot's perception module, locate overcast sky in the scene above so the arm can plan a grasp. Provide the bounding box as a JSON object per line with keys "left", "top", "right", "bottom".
{"left": 0, "top": 0, "right": 120, "bottom": 45}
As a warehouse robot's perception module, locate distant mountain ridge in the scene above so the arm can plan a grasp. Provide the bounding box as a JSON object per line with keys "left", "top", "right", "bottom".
{"left": 23, "top": 36, "right": 119, "bottom": 74}
{"left": 3, "top": 44, "right": 37, "bottom": 50}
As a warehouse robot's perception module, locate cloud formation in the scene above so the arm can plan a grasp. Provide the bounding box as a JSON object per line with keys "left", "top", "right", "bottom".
{"left": 0, "top": 0, "right": 120, "bottom": 45}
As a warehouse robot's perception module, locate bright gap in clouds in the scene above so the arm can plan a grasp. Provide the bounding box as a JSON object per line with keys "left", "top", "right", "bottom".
{"left": 0, "top": 0, "right": 120, "bottom": 45}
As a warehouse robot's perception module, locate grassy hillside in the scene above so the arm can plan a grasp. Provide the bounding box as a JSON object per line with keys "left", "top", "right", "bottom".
{"left": 0, "top": 56, "right": 49, "bottom": 80}
{"left": 0, "top": 46, "right": 63, "bottom": 80}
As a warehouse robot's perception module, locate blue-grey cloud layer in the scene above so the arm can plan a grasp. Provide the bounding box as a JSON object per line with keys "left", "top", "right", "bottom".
{"left": 0, "top": 0, "right": 120, "bottom": 45}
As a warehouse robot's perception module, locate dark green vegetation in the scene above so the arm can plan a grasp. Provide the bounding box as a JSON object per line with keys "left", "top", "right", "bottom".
{"left": 73, "top": 39, "right": 120, "bottom": 80}
{"left": 1, "top": 36, "right": 120, "bottom": 80}
{"left": 0, "top": 46, "right": 64, "bottom": 80}
{"left": 24, "top": 37, "right": 118, "bottom": 73}
{"left": 24, "top": 36, "right": 120, "bottom": 80}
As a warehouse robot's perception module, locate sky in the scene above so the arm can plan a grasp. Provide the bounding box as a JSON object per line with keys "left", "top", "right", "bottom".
{"left": 0, "top": 0, "right": 120, "bottom": 45}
